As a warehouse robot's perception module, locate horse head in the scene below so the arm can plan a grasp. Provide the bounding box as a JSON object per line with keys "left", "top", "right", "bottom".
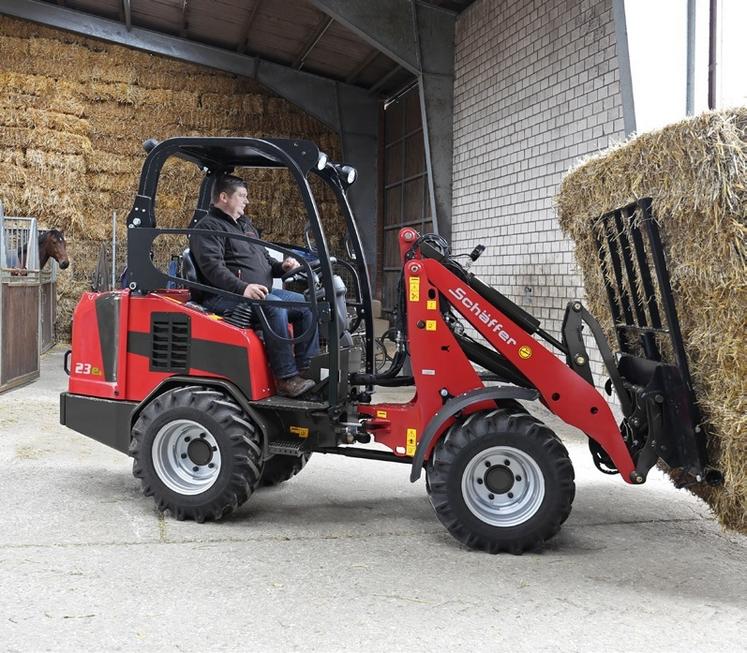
{"left": 39, "top": 229, "right": 70, "bottom": 270}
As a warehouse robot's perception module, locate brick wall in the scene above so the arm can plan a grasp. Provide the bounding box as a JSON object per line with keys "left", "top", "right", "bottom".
{"left": 452, "top": 0, "right": 626, "bottom": 388}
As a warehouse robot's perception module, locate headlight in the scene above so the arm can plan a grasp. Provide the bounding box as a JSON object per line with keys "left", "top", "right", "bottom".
{"left": 341, "top": 165, "right": 357, "bottom": 185}
{"left": 316, "top": 152, "right": 328, "bottom": 171}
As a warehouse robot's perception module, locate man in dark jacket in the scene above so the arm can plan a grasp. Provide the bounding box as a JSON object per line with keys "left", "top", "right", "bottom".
{"left": 191, "top": 175, "right": 317, "bottom": 397}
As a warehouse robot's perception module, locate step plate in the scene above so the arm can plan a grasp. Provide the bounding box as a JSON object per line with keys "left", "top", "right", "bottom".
{"left": 251, "top": 395, "right": 328, "bottom": 412}
{"left": 268, "top": 438, "right": 307, "bottom": 456}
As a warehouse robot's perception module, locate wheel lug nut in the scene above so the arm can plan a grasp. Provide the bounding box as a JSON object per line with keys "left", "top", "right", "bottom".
{"left": 208, "top": 463, "right": 215, "bottom": 469}
{"left": 212, "top": 446, "right": 217, "bottom": 452}
{"left": 488, "top": 493, "right": 495, "bottom": 500}
{"left": 508, "top": 492, "right": 514, "bottom": 499}
{"left": 504, "top": 459, "right": 510, "bottom": 466}
{"left": 516, "top": 475, "right": 522, "bottom": 481}
{"left": 477, "top": 478, "right": 483, "bottom": 485}
{"left": 200, "top": 433, "right": 206, "bottom": 439}
{"left": 192, "top": 466, "right": 198, "bottom": 472}
{"left": 184, "top": 436, "right": 191, "bottom": 442}
{"left": 181, "top": 453, "right": 187, "bottom": 459}
{"left": 484, "top": 461, "right": 491, "bottom": 468}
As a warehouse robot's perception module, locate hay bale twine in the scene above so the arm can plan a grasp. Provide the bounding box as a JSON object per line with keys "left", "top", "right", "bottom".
{"left": 556, "top": 109, "right": 747, "bottom": 534}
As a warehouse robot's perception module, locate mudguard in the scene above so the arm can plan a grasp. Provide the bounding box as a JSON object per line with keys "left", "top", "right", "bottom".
{"left": 410, "top": 386, "right": 539, "bottom": 482}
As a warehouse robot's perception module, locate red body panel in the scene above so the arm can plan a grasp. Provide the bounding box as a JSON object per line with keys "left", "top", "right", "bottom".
{"left": 68, "top": 290, "right": 125, "bottom": 399}
{"left": 360, "top": 228, "right": 635, "bottom": 482}
{"left": 68, "top": 291, "right": 274, "bottom": 401}
{"left": 358, "top": 229, "right": 494, "bottom": 457}
{"left": 357, "top": 258, "right": 495, "bottom": 456}
{"left": 423, "top": 259, "right": 635, "bottom": 481}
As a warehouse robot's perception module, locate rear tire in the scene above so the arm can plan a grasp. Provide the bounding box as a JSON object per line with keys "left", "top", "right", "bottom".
{"left": 130, "top": 386, "right": 262, "bottom": 522}
{"left": 426, "top": 409, "right": 575, "bottom": 553}
{"left": 261, "top": 453, "right": 312, "bottom": 487}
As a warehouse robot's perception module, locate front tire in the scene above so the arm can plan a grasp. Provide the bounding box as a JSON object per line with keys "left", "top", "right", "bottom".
{"left": 426, "top": 409, "right": 575, "bottom": 553}
{"left": 130, "top": 386, "right": 262, "bottom": 522}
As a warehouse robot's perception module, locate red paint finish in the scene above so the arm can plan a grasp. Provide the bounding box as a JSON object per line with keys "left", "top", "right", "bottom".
{"left": 422, "top": 259, "right": 635, "bottom": 483}
{"left": 68, "top": 292, "right": 116, "bottom": 398}
{"left": 360, "top": 228, "right": 635, "bottom": 483}
{"left": 68, "top": 225, "right": 633, "bottom": 483}
{"left": 68, "top": 291, "right": 274, "bottom": 402}
{"left": 358, "top": 230, "right": 501, "bottom": 457}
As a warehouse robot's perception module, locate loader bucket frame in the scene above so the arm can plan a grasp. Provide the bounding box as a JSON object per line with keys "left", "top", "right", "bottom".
{"left": 586, "top": 197, "right": 714, "bottom": 483}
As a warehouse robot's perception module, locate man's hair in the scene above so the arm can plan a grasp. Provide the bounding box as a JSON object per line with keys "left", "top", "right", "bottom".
{"left": 212, "top": 174, "right": 247, "bottom": 202}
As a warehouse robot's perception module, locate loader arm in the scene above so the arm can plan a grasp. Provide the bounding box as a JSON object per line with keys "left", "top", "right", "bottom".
{"left": 412, "top": 257, "right": 638, "bottom": 483}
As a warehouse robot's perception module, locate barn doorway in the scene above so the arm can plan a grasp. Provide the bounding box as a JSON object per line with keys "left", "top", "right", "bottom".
{"left": 380, "top": 85, "right": 433, "bottom": 317}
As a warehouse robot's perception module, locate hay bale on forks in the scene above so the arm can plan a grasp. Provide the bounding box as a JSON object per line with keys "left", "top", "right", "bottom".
{"left": 556, "top": 109, "right": 747, "bottom": 534}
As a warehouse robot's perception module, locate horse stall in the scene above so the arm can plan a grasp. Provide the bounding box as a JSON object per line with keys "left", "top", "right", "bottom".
{"left": 0, "top": 212, "right": 41, "bottom": 393}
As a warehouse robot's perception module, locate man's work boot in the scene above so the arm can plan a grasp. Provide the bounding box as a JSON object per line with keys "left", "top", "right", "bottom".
{"left": 276, "top": 375, "right": 315, "bottom": 398}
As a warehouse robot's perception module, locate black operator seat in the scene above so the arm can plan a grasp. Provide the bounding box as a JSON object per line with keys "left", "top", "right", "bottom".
{"left": 181, "top": 248, "right": 207, "bottom": 306}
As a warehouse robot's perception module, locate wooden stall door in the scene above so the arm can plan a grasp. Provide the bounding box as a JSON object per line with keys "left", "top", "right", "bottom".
{"left": 1, "top": 283, "right": 40, "bottom": 391}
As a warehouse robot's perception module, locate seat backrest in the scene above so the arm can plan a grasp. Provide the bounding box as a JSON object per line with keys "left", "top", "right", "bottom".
{"left": 182, "top": 248, "right": 199, "bottom": 283}
{"left": 181, "top": 248, "right": 205, "bottom": 302}
{"left": 332, "top": 274, "right": 353, "bottom": 345}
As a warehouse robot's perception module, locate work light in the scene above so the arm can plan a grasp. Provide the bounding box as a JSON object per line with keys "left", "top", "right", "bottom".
{"left": 340, "top": 165, "right": 357, "bottom": 185}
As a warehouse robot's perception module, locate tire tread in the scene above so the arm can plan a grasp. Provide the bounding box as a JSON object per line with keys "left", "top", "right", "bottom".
{"left": 130, "top": 385, "right": 262, "bottom": 522}
{"left": 425, "top": 409, "right": 575, "bottom": 553}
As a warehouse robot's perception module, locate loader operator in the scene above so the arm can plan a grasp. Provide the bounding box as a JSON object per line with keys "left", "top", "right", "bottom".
{"left": 191, "top": 174, "right": 318, "bottom": 398}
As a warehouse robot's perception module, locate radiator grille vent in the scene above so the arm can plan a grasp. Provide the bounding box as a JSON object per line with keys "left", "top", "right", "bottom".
{"left": 150, "top": 313, "right": 190, "bottom": 372}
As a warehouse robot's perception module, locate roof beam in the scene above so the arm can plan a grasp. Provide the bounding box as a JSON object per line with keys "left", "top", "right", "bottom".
{"left": 369, "top": 64, "right": 401, "bottom": 94}
{"left": 0, "top": 0, "right": 381, "bottom": 287}
{"left": 310, "top": 0, "right": 419, "bottom": 73}
{"left": 345, "top": 47, "right": 379, "bottom": 85}
{"left": 237, "top": 0, "right": 262, "bottom": 54}
{"left": 122, "top": 0, "right": 131, "bottom": 31}
{"left": 0, "top": 0, "right": 378, "bottom": 136}
{"left": 292, "top": 15, "right": 333, "bottom": 70}
{"left": 180, "top": 0, "right": 189, "bottom": 39}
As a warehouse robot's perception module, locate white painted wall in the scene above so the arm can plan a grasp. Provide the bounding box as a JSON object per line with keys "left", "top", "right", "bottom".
{"left": 452, "top": 0, "right": 627, "bottom": 385}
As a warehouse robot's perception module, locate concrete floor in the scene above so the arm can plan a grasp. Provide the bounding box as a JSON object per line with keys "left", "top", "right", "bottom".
{"left": 0, "top": 348, "right": 744, "bottom": 652}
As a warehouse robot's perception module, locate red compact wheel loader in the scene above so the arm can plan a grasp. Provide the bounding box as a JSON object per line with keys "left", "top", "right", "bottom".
{"left": 60, "top": 137, "right": 722, "bottom": 553}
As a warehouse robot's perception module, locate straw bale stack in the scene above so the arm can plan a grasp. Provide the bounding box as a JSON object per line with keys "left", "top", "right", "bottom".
{"left": 556, "top": 109, "right": 747, "bottom": 533}
{"left": 0, "top": 15, "right": 343, "bottom": 339}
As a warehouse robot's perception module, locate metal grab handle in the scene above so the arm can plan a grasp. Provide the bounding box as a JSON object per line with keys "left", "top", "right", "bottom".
{"left": 63, "top": 349, "right": 72, "bottom": 375}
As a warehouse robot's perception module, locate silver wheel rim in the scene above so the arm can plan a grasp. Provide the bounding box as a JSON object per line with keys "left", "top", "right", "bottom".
{"left": 152, "top": 419, "right": 222, "bottom": 495}
{"left": 461, "top": 445, "right": 545, "bottom": 527}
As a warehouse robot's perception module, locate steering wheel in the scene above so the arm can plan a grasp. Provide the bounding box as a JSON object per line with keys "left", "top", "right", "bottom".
{"left": 280, "top": 259, "right": 323, "bottom": 302}
{"left": 280, "top": 256, "right": 349, "bottom": 337}
{"left": 280, "top": 257, "right": 321, "bottom": 282}
{"left": 280, "top": 256, "right": 337, "bottom": 286}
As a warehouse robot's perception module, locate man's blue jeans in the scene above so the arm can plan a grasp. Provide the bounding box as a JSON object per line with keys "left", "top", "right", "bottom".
{"left": 202, "top": 288, "right": 319, "bottom": 379}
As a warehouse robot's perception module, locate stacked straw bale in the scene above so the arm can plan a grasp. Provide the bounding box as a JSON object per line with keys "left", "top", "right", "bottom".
{"left": 556, "top": 109, "right": 747, "bottom": 533}
{"left": 0, "top": 16, "right": 343, "bottom": 337}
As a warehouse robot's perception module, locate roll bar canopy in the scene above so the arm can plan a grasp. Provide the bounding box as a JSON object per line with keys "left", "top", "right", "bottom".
{"left": 124, "top": 135, "right": 375, "bottom": 408}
